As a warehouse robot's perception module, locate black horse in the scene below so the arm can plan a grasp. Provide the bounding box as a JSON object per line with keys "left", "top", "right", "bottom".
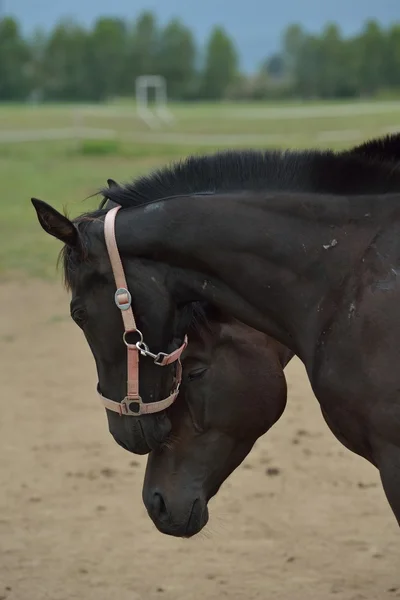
{"left": 32, "top": 134, "right": 400, "bottom": 530}
{"left": 144, "top": 309, "right": 291, "bottom": 536}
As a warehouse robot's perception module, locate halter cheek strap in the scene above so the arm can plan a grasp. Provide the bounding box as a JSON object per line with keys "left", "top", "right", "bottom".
{"left": 99, "top": 205, "right": 188, "bottom": 417}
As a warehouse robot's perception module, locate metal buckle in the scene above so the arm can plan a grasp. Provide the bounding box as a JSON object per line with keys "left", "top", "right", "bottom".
{"left": 172, "top": 380, "right": 181, "bottom": 396}
{"left": 153, "top": 352, "right": 169, "bottom": 366}
{"left": 115, "top": 288, "right": 132, "bottom": 311}
{"left": 135, "top": 341, "right": 168, "bottom": 366}
{"left": 120, "top": 396, "right": 143, "bottom": 416}
{"left": 123, "top": 331, "right": 170, "bottom": 366}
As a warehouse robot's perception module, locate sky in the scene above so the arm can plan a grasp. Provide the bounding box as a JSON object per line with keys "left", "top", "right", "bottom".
{"left": 4, "top": 0, "right": 399, "bottom": 71}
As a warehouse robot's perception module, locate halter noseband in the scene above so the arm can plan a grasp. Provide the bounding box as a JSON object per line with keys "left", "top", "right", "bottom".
{"left": 98, "top": 205, "right": 188, "bottom": 416}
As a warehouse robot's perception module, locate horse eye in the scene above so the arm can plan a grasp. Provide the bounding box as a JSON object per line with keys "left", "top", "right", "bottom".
{"left": 71, "top": 308, "right": 87, "bottom": 327}
{"left": 187, "top": 367, "right": 208, "bottom": 382}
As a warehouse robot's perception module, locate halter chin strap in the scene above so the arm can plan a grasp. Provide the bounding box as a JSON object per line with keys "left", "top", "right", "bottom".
{"left": 99, "top": 205, "right": 188, "bottom": 416}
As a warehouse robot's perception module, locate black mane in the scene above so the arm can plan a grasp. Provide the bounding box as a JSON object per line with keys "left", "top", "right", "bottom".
{"left": 348, "top": 133, "right": 400, "bottom": 165}
{"left": 100, "top": 140, "right": 400, "bottom": 212}
{"left": 62, "top": 136, "right": 400, "bottom": 327}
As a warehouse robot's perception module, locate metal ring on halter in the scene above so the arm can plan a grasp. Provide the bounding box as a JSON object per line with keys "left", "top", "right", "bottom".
{"left": 123, "top": 329, "right": 144, "bottom": 346}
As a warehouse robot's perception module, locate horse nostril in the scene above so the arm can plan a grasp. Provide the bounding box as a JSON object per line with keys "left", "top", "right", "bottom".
{"left": 152, "top": 492, "right": 168, "bottom": 521}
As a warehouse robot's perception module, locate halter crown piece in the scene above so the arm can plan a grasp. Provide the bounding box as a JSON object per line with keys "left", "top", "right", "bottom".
{"left": 98, "top": 205, "right": 188, "bottom": 416}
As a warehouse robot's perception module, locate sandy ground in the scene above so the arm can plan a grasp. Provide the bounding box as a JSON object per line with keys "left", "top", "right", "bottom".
{"left": 0, "top": 280, "right": 399, "bottom": 600}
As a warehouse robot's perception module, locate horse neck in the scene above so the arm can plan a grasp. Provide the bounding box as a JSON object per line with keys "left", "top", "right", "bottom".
{"left": 117, "top": 192, "right": 397, "bottom": 359}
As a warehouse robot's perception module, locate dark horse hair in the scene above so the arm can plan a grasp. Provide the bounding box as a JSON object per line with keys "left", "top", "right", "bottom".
{"left": 99, "top": 143, "right": 400, "bottom": 211}
{"left": 349, "top": 132, "right": 400, "bottom": 164}
{"left": 62, "top": 135, "right": 400, "bottom": 328}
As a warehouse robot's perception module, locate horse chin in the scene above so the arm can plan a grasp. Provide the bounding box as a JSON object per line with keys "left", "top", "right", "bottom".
{"left": 107, "top": 411, "right": 171, "bottom": 455}
{"left": 110, "top": 430, "right": 150, "bottom": 455}
{"left": 155, "top": 501, "right": 209, "bottom": 539}
{"left": 183, "top": 500, "right": 209, "bottom": 538}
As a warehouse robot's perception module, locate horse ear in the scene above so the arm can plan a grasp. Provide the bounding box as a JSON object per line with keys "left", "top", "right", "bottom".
{"left": 98, "top": 178, "right": 119, "bottom": 209}
{"left": 31, "top": 198, "right": 78, "bottom": 247}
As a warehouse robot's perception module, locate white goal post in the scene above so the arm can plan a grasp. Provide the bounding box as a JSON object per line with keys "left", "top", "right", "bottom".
{"left": 135, "top": 75, "right": 175, "bottom": 129}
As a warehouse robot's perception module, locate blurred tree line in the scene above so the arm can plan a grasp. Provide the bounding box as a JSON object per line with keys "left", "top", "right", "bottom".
{"left": 256, "top": 20, "right": 400, "bottom": 100}
{"left": 0, "top": 13, "right": 399, "bottom": 102}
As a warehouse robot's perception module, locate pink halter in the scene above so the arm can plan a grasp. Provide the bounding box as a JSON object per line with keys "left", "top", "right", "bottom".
{"left": 98, "top": 205, "right": 188, "bottom": 416}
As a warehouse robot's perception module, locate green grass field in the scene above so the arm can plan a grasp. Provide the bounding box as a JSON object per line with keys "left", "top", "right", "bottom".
{"left": 1, "top": 99, "right": 400, "bottom": 279}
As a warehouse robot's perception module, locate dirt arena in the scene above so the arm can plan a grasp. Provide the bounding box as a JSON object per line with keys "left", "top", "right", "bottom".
{"left": 1, "top": 279, "right": 399, "bottom": 600}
